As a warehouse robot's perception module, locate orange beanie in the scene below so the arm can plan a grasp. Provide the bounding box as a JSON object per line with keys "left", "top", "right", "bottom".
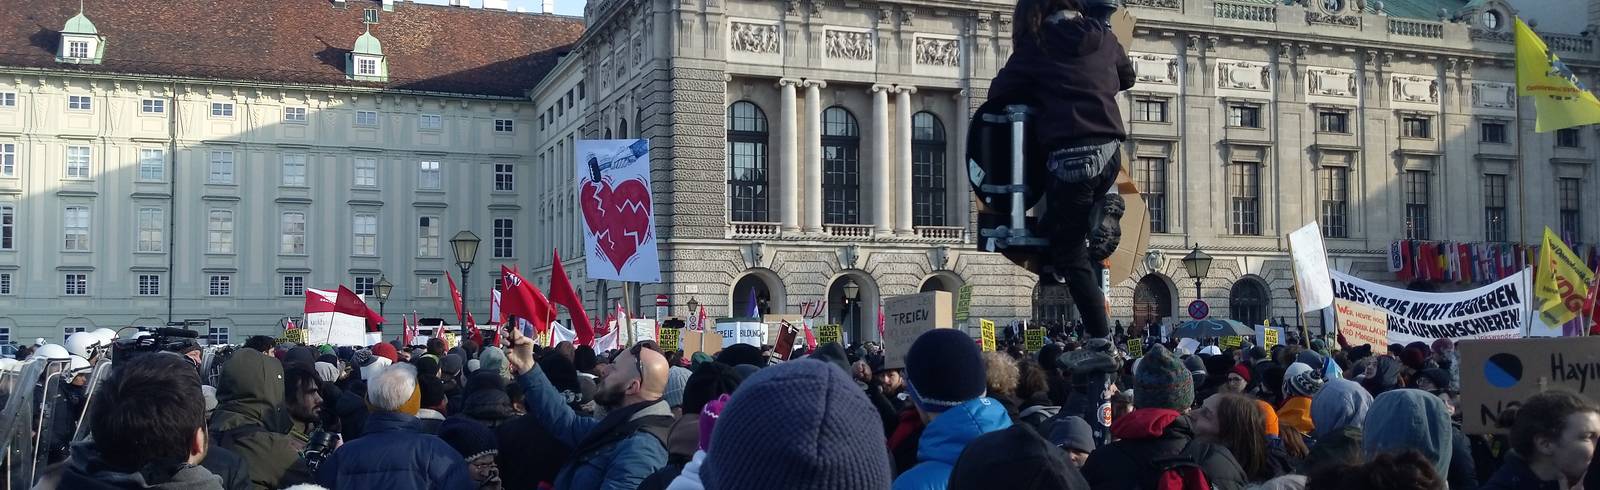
{"left": 1256, "top": 400, "right": 1279, "bottom": 437}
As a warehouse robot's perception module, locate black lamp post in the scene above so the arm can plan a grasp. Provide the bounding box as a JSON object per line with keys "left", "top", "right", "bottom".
{"left": 374, "top": 275, "right": 393, "bottom": 324}
{"left": 843, "top": 280, "right": 860, "bottom": 341}
{"left": 686, "top": 296, "right": 699, "bottom": 322}
{"left": 1181, "top": 244, "right": 1213, "bottom": 300}
{"left": 450, "top": 231, "right": 481, "bottom": 328}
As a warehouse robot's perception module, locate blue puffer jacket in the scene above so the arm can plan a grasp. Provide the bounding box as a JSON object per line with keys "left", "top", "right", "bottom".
{"left": 516, "top": 367, "right": 671, "bottom": 490}
{"left": 315, "top": 411, "right": 475, "bottom": 490}
{"left": 891, "top": 397, "right": 1013, "bottom": 490}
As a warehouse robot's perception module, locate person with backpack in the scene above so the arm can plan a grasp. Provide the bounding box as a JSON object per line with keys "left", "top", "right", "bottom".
{"left": 1082, "top": 344, "right": 1247, "bottom": 490}
{"left": 502, "top": 328, "right": 673, "bottom": 490}
{"left": 891, "top": 329, "right": 1013, "bottom": 490}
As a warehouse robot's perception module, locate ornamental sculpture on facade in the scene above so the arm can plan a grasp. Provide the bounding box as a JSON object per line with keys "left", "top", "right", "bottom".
{"left": 1471, "top": 81, "right": 1516, "bottom": 109}
{"left": 1307, "top": 68, "right": 1357, "bottom": 97}
{"left": 1131, "top": 53, "right": 1178, "bottom": 85}
{"left": 915, "top": 37, "right": 959, "bottom": 66}
{"left": 1391, "top": 74, "right": 1439, "bottom": 104}
{"left": 730, "top": 22, "right": 780, "bottom": 54}
{"left": 1217, "top": 60, "right": 1270, "bottom": 91}
{"left": 825, "top": 29, "right": 874, "bottom": 61}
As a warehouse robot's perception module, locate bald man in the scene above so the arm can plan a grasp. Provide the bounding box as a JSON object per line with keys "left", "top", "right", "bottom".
{"left": 504, "top": 327, "right": 673, "bottom": 490}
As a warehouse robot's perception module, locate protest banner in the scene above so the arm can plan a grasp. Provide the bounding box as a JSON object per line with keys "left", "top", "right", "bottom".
{"left": 714, "top": 319, "right": 768, "bottom": 348}
{"left": 1335, "top": 298, "right": 1389, "bottom": 347}
{"left": 955, "top": 285, "right": 975, "bottom": 322}
{"left": 1331, "top": 269, "right": 1530, "bottom": 345}
{"left": 574, "top": 139, "right": 661, "bottom": 282}
{"left": 658, "top": 327, "right": 681, "bottom": 352}
{"left": 979, "top": 319, "right": 996, "bottom": 352}
{"left": 1459, "top": 336, "right": 1600, "bottom": 434}
{"left": 1289, "top": 222, "right": 1335, "bottom": 312}
{"left": 1127, "top": 338, "right": 1144, "bottom": 358}
{"left": 882, "top": 291, "right": 954, "bottom": 369}
{"left": 817, "top": 324, "right": 843, "bottom": 345}
{"left": 1220, "top": 336, "right": 1241, "bottom": 349}
{"left": 1024, "top": 328, "right": 1045, "bottom": 352}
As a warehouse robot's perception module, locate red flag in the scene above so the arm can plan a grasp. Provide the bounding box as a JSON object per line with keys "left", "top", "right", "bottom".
{"left": 305, "top": 288, "right": 338, "bottom": 314}
{"left": 335, "top": 285, "right": 384, "bottom": 331}
{"left": 447, "top": 273, "right": 465, "bottom": 325}
{"left": 877, "top": 303, "right": 886, "bottom": 341}
{"left": 466, "top": 312, "right": 484, "bottom": 347}
{"left": 401, "top": 315, "right": 413, "bottom": 347}
{"left": 500, "top": 266, "right": 553, "bottom": 335}
{"left": 551, "top": 250, "right": 596, "bottom": 346}
{"left": 285, "top": 318, "right": 298, "bottom": 332}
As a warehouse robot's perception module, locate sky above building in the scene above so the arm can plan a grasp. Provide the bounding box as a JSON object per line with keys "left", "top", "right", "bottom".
{"left": 414, "top": 0, "right": 585, "bottom": 17}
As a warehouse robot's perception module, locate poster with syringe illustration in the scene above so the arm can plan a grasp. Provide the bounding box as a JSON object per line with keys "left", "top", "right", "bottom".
{"left": 575, "top": 139, "right": 661, "bottom": 283}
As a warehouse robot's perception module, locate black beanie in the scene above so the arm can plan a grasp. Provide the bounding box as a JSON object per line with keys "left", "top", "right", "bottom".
{"left": 1038, "top": 344, "right": 1064, "bottom": 371}
{"left": 418, "top": 375, "right": 446, "bottom": 408}
{"left": 717, "top": 343, "right": 767, "bottom": 368}
{"left": 539, "top": 352, "right": 583, "bottom": 393}
{"left": 682, "top": 361, "right": 745, "bottom": 416}
{"left": 905, "top": 329, "right": 986, "bottom": 412}
{"left": 806, "top": 342, "right": 852, "bottom": 376}
{"left": 573, "top": 345, "right": 598, "bottom": 372}
{"left": 948, "top": 424, "right": 1090, "bottom": 490}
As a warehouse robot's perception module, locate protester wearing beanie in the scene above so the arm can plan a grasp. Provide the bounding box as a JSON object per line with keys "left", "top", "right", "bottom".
{"left": 440, "top": 417, "right": 501, "bottom": 489}
{"left": 317, "top": 363, "right": 473, "bottom": 489}
{"left": 1046, "top": 415, "right": 1096, "bottom": 467}
{"left": 416, "top": 375, "right": 448, "bottom": 434}
{"left": 948, "top": 423, "right": 1089, "bottom": 490}
{"left": 1082, "top": 344, "right": 1247, "bottom": 490}
{"left": 664, "top": 365, "right": 692, "bottom": 414}
{"left": 892, "top": 329, "right": 1011, "bottom": 490}
{"left": 698, "top": 359, "right": 891, "bottom": 490}
{"left": 1278, "top": 364, "right": 1323, "bottom": 436}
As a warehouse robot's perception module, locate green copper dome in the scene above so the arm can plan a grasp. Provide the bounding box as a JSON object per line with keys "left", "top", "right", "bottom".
{"left": 354, "top": 31, "right": 383, "bottom": 55}
{"left": 63, "top": 13, "right": 97, "bottom": 35}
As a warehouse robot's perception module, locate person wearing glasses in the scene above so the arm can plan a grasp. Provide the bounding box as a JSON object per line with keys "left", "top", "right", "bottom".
{"left": 503, "top": 328, "right": 674, "bottom": 490}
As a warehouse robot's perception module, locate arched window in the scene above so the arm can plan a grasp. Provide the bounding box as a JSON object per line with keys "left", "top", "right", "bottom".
{"left": 618, "top": 119, "right": 629, "bottom": 139}
{"left": 1033, "top": 280, "right": 1079, "bottom": 325}
{"left": 822, "top": 107, "right": 861, "bottom": 225}
{"left": 604, "top": 128, "right": 613, "bottom": 139}
{"left": 1132, "top": 274, "right": 1174, "bottom": 334}
{"left": 1229, "top": 278, "right": 1270, "bottom": 327}
{"left": 726, "top": 101, "right": 770, "bottom": 222}
{"left": 911, "top": 112, "right": 946, "bottom": 226}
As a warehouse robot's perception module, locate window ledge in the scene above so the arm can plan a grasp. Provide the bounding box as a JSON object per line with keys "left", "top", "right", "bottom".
{"left": 133, "top": 251, "right": 165, "bottom": 255}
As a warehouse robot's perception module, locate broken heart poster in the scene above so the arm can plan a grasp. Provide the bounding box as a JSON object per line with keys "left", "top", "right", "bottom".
{"left": 575, "top": 139, "right": 661, "bottom": 283}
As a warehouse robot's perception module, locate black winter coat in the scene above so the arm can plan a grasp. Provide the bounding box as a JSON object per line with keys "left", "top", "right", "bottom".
{"left": 988, "top": 12, "right": 1135, "bottom": 150}
{"left": 1082, "top": 409, "right": 1247, "bottom": 490}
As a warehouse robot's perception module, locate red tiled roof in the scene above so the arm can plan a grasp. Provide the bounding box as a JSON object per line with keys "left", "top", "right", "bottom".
{"left": 0, "top": 0, "right": 585, "bottom": 97}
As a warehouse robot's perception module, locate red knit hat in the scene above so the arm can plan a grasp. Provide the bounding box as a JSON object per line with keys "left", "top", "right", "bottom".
{"left": 1230, "top": 363, "right": 1252, "bottom": 383}
{"left": 370, "top": 342, "right": 398, "bottom": 363}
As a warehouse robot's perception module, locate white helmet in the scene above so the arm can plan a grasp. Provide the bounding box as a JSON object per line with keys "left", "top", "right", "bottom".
{"left": 67, "top": 355, "right": 91, "bottom": 376}
{"left": 32, "top": 344, "right": 69, "bottom": 361}
{"left": 66, "top": 331, "right": 106, "bottom": 359}
{"left": 91, "top": 328, "right": 117, "bottom": 343}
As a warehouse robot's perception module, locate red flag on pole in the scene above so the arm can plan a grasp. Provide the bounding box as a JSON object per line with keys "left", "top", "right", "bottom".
{"left": 447, "top": 273, "right": 465, "bottom": 326}
{"left": 551, "top": 250, "right": 596, "bottom": 346}
{"left": 333, "top": 286, "right": 385, "bottom": 331}
{"left": 877, "top": 303, "right": 886, "bottom": 341}
{"left": 466, "top": 312, "right": 484, "bottom": 347}
{"left": 401, "top": 314, "right": 413, "bottom": 347}
{"left": 500, "top": 266, "right": 552, "bottom": 336}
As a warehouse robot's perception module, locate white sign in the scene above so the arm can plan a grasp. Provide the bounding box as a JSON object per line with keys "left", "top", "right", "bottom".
{"left": 1288, "top": 222, "right": 1334, "bottom": 312}
{"left": 1330, "top": 269, "right": 1530, "bottom": 345}
{"left": 632, "top": 319, "right": 658, "bottom": 343}
{"left": 575, "top": 139, "right": 662, "bottom": 283}
{"left": 715, "top": 320, "right": 768, "bottom": 348}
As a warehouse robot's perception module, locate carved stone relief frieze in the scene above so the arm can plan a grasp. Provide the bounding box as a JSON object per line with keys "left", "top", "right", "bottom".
{"left": 914, "top": 37, "right": 959, "bottom": 66}
{"left": 1306, "top": 67, "right": 1357, "bottom": 97}
{"left": 1216, "top": 59, "right": 1270, "bottom": 91}
{"left": 825, "top": 29, "right": 873, "bottom": 61}
{"left": 730, "top": 21, "right": 780, "bottom": 54}
{"left": 1471, "top": 81, "right": 1516, "bottom": 109}
{"left": 1390, "top": 74, "right": 1439, "bottom": 104}
{"left": 1130, "top": 52, "right": 1179, "bottom": 85}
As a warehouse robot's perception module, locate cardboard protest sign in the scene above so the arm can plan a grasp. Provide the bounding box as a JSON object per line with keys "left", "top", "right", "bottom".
{"left": 715, "top": 319, "right": 768, "bottom": 348}
{"left": 774, "top": 322, "right": 798, "bottom": 360}
{"left": 682, "top": 328, "right": 724, "bottom": 355}
{"left": 1335, "top": 298, "right": 1389, "bottom": 348}
{"left": 955, "top": 285, "right": 975, "bottom": 322}
{"left": 1127, "top": 338, "right": 1144, "bottom": 358}
{"left": 1024, "top": 328, "right": 1045, "bottom": 352}
{"left": 631, "top": 319, "right": 658, "bottom": 343}
{"left": 1332, "top": 269, "right": 1530, "bottom": 345}
{"left": 763, "top": 314, "right": 804, "bottom": 343}
{"left": 658, "top": 327, "right": 681, "bottom": 352}
{"left": 882, "top": 291, "right": 954, "bottom": 369}
{"left": 979, "top": 319, "right": 996, "bottom": 352}
{"left": 817, "top": 324, "right": 843, "bottom": 345}
{"left": 1459, "top": 336, "right": 1600, "bottom": 434}
{"left": 1257, "top": 326, "right": 1281, "bottom": 350}
{"left": 1288, "top": 222, "right": 1334, "bottom": 312}
{"left": 1220, "top": 336, "right": 1242, "bottom": 349}
{"left": 1178, "top": 338, "right": 1200, "bottom": 355}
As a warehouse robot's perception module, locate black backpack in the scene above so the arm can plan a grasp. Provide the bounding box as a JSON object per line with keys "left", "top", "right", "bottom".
{"left": 1106, "top": 441, "right": 1213, "bottom": 490}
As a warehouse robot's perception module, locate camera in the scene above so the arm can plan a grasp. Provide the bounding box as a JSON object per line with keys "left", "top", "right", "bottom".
{"left": 110, "top": 327, "right": 200, "bottom": 364}
{"left": 300, "top": 428, "right": 339, "bottom": 472}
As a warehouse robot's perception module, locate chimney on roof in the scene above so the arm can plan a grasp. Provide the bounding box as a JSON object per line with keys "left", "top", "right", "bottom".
{"left": 483, "top": 0, "right": 509, "bottom": 10}
{"left": 543, "top": 0, "right": 554, "bottom": 14}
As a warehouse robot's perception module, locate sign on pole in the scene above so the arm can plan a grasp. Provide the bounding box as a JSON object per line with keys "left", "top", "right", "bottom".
{"left": 979, "top": 319, "right": 996, "bottom": 352}
{"left": 575, "top": 139, "right": 661, "bottom": 283}
{"left": 1288, "top": 222, "right": 1335, "bottom": 312}
{"left": 882, "top": 291, "right": 954, "bottom": 369}
{"left": 955, "top": 284, "right": 975, "bottom": 322}
{"left": 1459, "top": 337, "right": 1600, "bottom": 434}
{"left": 1024, "top": 328, "right": 1045, "bottom": 352}
{"left": 1257, "top": 326, "right": 1281, "bottom": 350}
{"left": 1334, "top": 298, "right": 1390, "bottom": 348}
{"left": 1188, "top": 300, "right": 1209, "bottom": 320}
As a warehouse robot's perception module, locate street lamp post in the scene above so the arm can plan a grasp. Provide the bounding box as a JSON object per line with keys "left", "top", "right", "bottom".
{"left": 450, "top": 231, "right": 482, "bottom": 329}
{"left": 686, "top": 297, "right": 699, "bottom": 323}
{"left": 375, "top": 275, "right": 393, "bottom": 324}
{"left": 1181, "top": 244, "right": 1213, "bottom": 300}
{"left": 843, "top": 280, "right": 860, "bottom": 342}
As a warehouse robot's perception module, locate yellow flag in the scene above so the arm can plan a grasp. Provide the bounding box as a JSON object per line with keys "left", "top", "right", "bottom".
{"left": 1535, "top": 227, "right": 1595, "bottom": 326}
{"left": 1515, "top": 17, "right": 1600, "bottom": 132}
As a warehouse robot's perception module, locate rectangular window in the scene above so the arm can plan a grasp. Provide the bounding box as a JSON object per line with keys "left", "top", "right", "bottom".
{"left": 353, "top": 276, "right": 376, "bottom": 296}
{"left": 282, "top": 275, "right": 305, "bottom": 296}
{"left": 207, "top": 210, "right": 233, "bottom": 254}
{"left": 1317, "top": 111, "right": 1349, "bottom": 134}
{"left": 353, "top": 213, "right": 377, "bottom": 256}
{"left": 1484, "top": 174, "right": 1508, "bottom": 242}
{"left": 354, "top": 158, "right": 377, "bottom": 187}
{"left": 206, "top": 326, "right": 230, "bottom": 345}
{"left": 208, "top": 151, "right": 235, "bottom": 184}
{"left": 1227, "top": 105, "right": 1261, "bottom": 128}
{"left": 494, "top": 163, "right": 514, "bottom": 191}
{"left": 418, "top": 276, "right": 440, "bottom": 298}
{"left": 63, "top": 205, "right": 89, "bottom": 251}
{"left": 1481, "top": 121, "right": 1507, "bottom": 143}
{"left": 355, "top": 111, "right": 379, "bottom": 127}
{"left": 209, "top": 275, "right": 231, "bottom": 296}
{"left": 1404, "top": 170, "right": 1430, "bottom": 239}
{"left": 1, "top": 143, "right": 14, "bottom": 176}
{"left": 138, "top": 148, "right": 164, "bottom": 182}
{"left": 67, "top": 41, "right": 88, "bottom": 59}
{"left": 281, "top": 212, "right": 306, "bottom": 255}
{"left": 493, "top": 218, "right": 514, "bottom": 258}
{"left": 283, "top": 107, "right": 307, "bottom": 123}
{"left": 137, "top": 275, "right": 161, "bottom": 296}
{"left": 0, "top": 92, "right": 14, "bottom": 107}
{"left": 210, "top": 102, "right": 234, "bottom": 118}
{"left": 63, "top": 273, "right": 87, "bottom": 296}
{"left": 1229, "top": 162, "right": 1260, "bottom": 235}
{"left": 140, "top": 99, "right": 164, "bottom": 114}
{"left": 1558, "top": 128, "right": 1583, "bottom": 148}
{"left": 1402, "top": 116, "right": 1432, "bottom": 138}
{"left": 68, "top": 95, "right": 91, "bottom": 111}
{"left": 1561, "top": 178, "right": 1582, "bottom": 245}
{"left": 281, "top": 154, "right": 307, "bottom": 187}
{"left": 578, "top": 82, "right": 586, "bottom": 100}
{"left": 418, "top": 161, "right": 442, "bottom": 190}
{"left": 418, "top": 216, "right": 441, "bottom": 258}
{"left": 1320, "top": 167, "right": 1349, "bottom": 238}
{"left": 65, "top": 146, "right": 90, "bottom": 179}
{"left": 495, "top": 119, "right": 515, "bottom": 133}
{"left": 419, "top": 114, "right": 442, "bottom": 130}
{"left": 136, "top": 207, "right": 163, "bottom": 252}
{"left": 0, "top": 273, "right": 10, "bottom": 295}
{"left": 0, "top": 205, "right": 11, "bottom": 250}
{"left": 1134, "top": 99, "right": 1168, "bottom": 123}
{"left": 357, "top": 57, "right": 378, "bottom": 75}
{"left": 1134, "top": 157, "right": 1167, "bottom": 233}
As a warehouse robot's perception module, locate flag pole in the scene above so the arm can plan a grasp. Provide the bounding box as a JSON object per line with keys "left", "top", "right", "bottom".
{"left": 1286, "top": 239, "right": 1313, "bottom": 349}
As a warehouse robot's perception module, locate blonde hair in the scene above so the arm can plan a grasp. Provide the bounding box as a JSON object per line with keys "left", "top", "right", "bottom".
{"left": 982, "top": 351, "right": 1020, "bottom": 398}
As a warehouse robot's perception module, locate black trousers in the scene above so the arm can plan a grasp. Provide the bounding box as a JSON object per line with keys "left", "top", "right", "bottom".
{"left": 1041, "top": 151, "right": 1121, "bottom": 340}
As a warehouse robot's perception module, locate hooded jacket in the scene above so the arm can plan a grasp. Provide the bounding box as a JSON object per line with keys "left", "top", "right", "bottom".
{"left": 1362, "top": 389, "right": 1453, "bottom": 477}
{"left": 35, "top": 441, "right": 223, "bottom": 490}
{"left": 1482, "top": 452, "right": 1565, "bottom": 490}
{"left": 1311, "top": 378, "right": 1371, "bottom": 439}
{"left": 1081, "top": 408, "right": 1248, "bottom": 490}
{"left": 208, "top": 352, "right": 311, "bottom": 490}
{"left": 890, "top": 397, "right": 1013, "bottom": 490}
{"left": 460, "top": 371, "right": 516, "bottom": 429}
{"left": 314, "top": 411, "right": 475, "bottom": 490}
{"left": 515, "top": 364, "right": 672, "bottom": 490}
{"left": 987, "top": 10, "right": 1135, "bottom": 149}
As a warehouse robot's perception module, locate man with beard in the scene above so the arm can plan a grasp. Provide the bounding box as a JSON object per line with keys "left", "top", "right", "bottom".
{"left": 503, "top": 327, "right": 673, "bottom": 490}
{"left": 283, "top": 366, "right": 325, "bottom": 442}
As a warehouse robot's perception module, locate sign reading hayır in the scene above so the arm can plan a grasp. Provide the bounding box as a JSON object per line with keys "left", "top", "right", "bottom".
{"left": 575, "top": 139, "right": 661, "bottom": 283}
{"left": 1335, "top": 298, "right": 1389, "bottom": 347}
{"left": 1331, "top": 269, "right": 1530, "bottom": 345}
{"left": 882, "top": 291, "right": 954, "bottom": 369}
{"left": 1459, "top": 337, "right": 1600, "bottom": 434}
{"left": 1024, "top": 328, "right": 1045, "bottom": 352}
{"left": 979, "top": 319, "right": 996, "bottom": 352}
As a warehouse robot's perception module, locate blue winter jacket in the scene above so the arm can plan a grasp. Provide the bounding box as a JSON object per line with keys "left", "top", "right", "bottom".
{"left": 315, "top": 411, "right": 475, "bottom": 490}
{"left": 891, "top": 397, "right": 1013, "bottom": 490}
{"left": 515, "top": 368, "right": 671, "bottom": 490}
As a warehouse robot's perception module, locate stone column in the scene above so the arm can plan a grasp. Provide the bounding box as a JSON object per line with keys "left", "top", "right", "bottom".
{"left": 778, "top": 79, "right": 800, "bottom": 232}
{"left": 953, "top": 90, "right": 970, "bottom": 230}
{"left": 870, "top": 84, "right": 893, "bottom": 237}
{"left": 804, "top": 80, "right": 826, "bottom": 233}
{"left": 895, "top": 86, "right": 917, "bottom": 235}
